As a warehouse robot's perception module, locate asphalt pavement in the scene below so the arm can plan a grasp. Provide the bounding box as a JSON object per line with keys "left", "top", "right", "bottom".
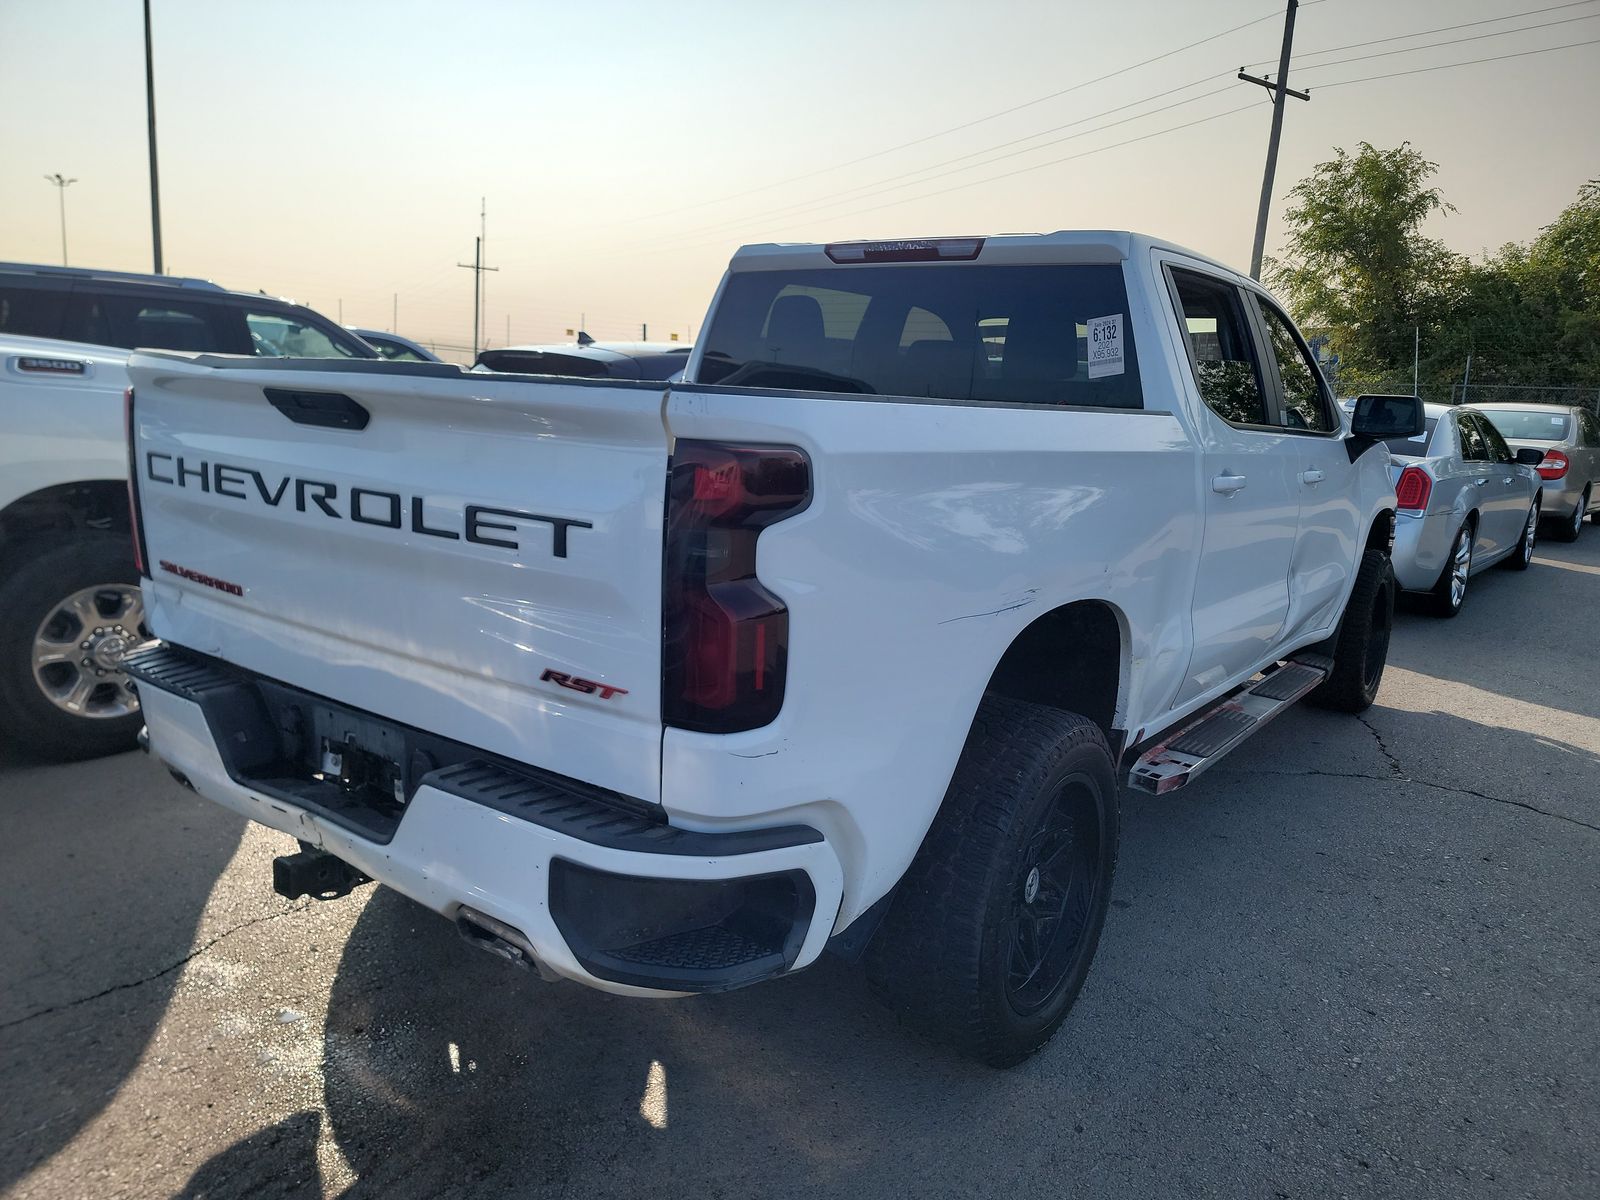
{"left": 3, "top": 536, "right": 1598, "bottom": 1199}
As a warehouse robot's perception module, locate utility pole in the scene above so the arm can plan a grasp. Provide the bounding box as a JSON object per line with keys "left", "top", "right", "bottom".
{"left": 456, "top": 235, "right": 498, "bottom": 360}
{"left": 43, "top": 175, "right": 77, "bottom": 266}
{"left": 338, "top": 299, "right": 343, "bottom": 325}
{"left": 143, "top": 0, "right": 164, "bottom": 274}
{"left": 641, "top": 323, "right": 648, "bottom": 341}
{"left": 1240, "top": 0, "right": 1309, "bottom": 280}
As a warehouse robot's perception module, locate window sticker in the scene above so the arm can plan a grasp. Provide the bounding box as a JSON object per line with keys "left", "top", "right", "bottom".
{"left": 1086, "top": 313, "right": 1124, "bottom": 378}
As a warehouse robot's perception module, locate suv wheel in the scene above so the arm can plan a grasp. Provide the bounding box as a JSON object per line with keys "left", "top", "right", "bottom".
{"left": 0, "top": 535, "right": 148, "bottom": 761}
{"left": 865, "top": 695, "right": 1119, "bottom": 1068}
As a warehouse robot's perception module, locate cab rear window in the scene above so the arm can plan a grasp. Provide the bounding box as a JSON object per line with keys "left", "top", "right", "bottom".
{"left": 697, "top": 264, "right": 1142, "bottom": 408}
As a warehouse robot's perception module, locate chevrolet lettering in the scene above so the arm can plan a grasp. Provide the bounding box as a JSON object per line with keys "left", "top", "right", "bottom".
{"left": 141, "top": 452, "right": 591, "bottom": 557}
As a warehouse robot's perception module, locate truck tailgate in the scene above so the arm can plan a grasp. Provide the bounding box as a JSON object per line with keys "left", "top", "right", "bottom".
{"left": 127, "top": 355, "right": 669, "bottom": 803}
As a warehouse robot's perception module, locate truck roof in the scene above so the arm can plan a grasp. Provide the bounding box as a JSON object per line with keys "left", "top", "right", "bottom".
{"left": 729, "top": 231, "right": 1238, "bottom": 276}
{"left": 0, "top": 260, "right": 227, "bottom": 292}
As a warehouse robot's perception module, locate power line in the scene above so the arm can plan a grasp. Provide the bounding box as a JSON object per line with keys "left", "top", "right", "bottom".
{"left": 633, "top": 77, "right": 1239, "bottom": 249}
{"left": 614, "top": 1, "right": 1322, "bottom": 228}
{"left": 1316, "top": 34, "right": 1600, "bottom": 89}
{"left": 624, "top": 2, "right": 1596, "bottom": 256}
{"left": 1246, "top": 0, "right": 1599, "bottom": 67}
{"left": 1287, "top": 10, "right": 1600, "bottom": 75}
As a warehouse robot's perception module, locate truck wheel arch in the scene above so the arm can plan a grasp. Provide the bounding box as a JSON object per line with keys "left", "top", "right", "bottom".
{"left": 0, "top": 480, "right": 130, "bottom": 556}
{"left": 1365, "top": 507, "right": 1395, "bottom": 558}
{"left": 981, "top": 599, "right": 1127, "bottom": 751}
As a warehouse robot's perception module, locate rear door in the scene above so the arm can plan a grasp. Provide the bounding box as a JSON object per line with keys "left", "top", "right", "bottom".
{"left": 1248, "top": 293, "right": 1359, "bottom": 640}
{"left": 128, "top": 356, "right": 671, "bottom": 802}
{"left": 1454, "top": 413, "right": 1503, "bottom": 557}
{"left": 1474, "top": 413, "right": 1532, "bottom": 544}
{"left": 1163, "top": 263, "right": 1299, "bottom": 704}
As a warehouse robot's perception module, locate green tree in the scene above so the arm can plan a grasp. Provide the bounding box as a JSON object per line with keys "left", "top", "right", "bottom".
{"left": 1267, "top": 142, "right": 1463, "bottom": 385}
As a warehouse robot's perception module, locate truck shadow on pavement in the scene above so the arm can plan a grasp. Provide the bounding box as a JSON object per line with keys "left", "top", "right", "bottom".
{"left": 170, "top": 699, "right": 1600, "bottom": 1200}
{"left": 0, "top": 746, "right": 247, "bottom": 1195}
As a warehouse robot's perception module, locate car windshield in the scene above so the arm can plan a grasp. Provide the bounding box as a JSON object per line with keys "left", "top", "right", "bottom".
{"left": 1385, "top": 417, "right": 1438, "bottom": 457}
{"left": 1476, "top": 407, "right": 1571, "bottom": 441}
{"left": 245, "top": 311, "right": 369, "bottom": 358}
{"left": 697, "top": 264, "right": 1144, "bottom": 408}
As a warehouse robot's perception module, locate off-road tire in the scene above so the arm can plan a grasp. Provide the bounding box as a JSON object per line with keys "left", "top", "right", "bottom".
{"left": 1306, "top": 548, "right": 1394, "bottom": 713}
{"left": 0, "top": 535, "right": 145, "bottom": 761}
{"left": 864, "top": 695, "right": 1119, "bottom": 1068}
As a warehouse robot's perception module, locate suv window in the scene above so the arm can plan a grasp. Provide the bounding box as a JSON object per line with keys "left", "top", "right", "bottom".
{"left": 1457, "top": 412, "right": 1490, "bottom": 462}
{"left": 1254, "top": 298, "right": 1334, "bottom": 432}
{"left": 1168, "top": 268, "right": 1267, "bottom": 426}
{"left": 245, "top": 310, "right": 368, "bottom": 358}
{"left": 698, "top": 264, "right": 1143, "bottom": 408}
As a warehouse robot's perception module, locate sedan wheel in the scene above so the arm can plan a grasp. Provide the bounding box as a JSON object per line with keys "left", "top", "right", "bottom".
{"left": 1552, "top": 488, "right": 1588, "bottom": 542}
{"left": 1429, "top": 524, "right": 1471, "bottom": 617}
{"left": 1508, "top": 499, "right": 1540, "bottom": 571}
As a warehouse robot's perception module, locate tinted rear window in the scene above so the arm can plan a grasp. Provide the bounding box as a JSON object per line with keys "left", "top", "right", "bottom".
{"left": 1385, "top": 417, "right": 1438, "bottom": 456}
{"left": 1475, "top": 408, "right": 1571, "bottom": 442}
{"left": 0, "top": 284, "right": 66, "bottom": 338}
{"left": 476, "top": 349, "right": 613, "bottom": 378}
{"left": 697, "top": 264, "right": 1142, "bottom": 408}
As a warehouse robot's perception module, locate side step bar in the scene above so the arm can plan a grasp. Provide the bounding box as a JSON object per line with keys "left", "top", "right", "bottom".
{"left": 1128, "top": 655, "right": 1331, "bottom": 795}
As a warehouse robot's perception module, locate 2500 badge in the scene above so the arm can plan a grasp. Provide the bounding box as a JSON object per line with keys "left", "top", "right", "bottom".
{"left": 141, "top": 453, "right": 591, "bottom": 558}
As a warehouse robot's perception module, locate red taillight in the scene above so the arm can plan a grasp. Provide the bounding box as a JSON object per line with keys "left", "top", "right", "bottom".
{"left": 124, "top": 386, "right": 150, "bottom": 578}
{"left": 1395, "top": 465, "right": 1432, "bottom": 512}
{"left": 663, "top": 442, "right": 811, "bottom": 733}
{"left": 1538, "top": 449, "right": 1570, "bottom": 480}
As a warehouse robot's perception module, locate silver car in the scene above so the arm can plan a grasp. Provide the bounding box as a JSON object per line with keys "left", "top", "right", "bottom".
{"left": 1464, "top": 402, "right": 1600, "bottom": 543}
{"left": 1384, "top": 403, "right": 1543, "bottom": 617}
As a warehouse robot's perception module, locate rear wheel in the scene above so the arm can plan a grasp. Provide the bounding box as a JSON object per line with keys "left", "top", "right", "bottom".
{"left": 1551, "top": 488, "right": 1588, "bottom": 543}
{"left": 0, "top": 535, "right": 148, "bottom": 761}
{"left": 1507, "top": 498, "right": 1539, "bottom": 571}
{"left": 1307, "top": 548, "right": 1394, "bottom": 712}
{"left": 865, "top": 696, "right": 1119, "bottom": 1068}
{"left": 1427, "top": 522, "right": 1473, "bottom": 615}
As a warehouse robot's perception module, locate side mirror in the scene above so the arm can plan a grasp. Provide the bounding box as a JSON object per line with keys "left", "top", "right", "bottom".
{"left": 1350, "top": 393, "right": 1425, "bottom": 439}
{"left": 1515, "top": 447, "right": 1545, "bottom": 466}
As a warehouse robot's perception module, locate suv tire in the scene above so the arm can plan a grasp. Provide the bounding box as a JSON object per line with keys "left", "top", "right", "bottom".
{"left": 1306, "top": 548, "right": 1394, "bottom": 713}
{"left": 864, "top": 695, "right": 1119, "bottom": 1068}
{"left": 0, "top": 535, "right": 147, "bottom": 761}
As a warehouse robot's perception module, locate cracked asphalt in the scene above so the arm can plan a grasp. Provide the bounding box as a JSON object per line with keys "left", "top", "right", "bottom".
{"left": 4, "top": 539, "right": 1598, "bottom": 1200}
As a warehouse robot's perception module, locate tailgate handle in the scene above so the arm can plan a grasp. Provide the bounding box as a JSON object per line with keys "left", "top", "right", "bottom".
{"left": 264, "top": 387, "right": 370, "bottom": 431}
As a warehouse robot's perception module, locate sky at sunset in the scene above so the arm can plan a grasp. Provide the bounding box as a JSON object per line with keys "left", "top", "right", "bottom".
{"left": 2, "top": 0, "right": 1597, "bottom": 359}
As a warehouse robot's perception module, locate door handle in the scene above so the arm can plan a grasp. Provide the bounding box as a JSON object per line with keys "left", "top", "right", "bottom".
{"left": 1474, "top": 478, "right": 1489, "bottom": 487}
{"left": 1300, "top": 469, "right": 1325, "bottom": 485}
{"left": 1211, "top": 473, "right": 1248, "bottom": 496}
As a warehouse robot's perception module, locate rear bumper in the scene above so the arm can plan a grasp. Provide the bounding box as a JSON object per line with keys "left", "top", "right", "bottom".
{"left": 129, "top": 646, "right": 842, "bottom": 997}
{"left": 1391, "top": 509, "right": 1454, "bottom": 592}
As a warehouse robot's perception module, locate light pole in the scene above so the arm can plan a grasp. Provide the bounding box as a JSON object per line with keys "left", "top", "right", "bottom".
{"left": 144, "top": 0, "right": 164, "bottom": 274}
{"left": 43, "top": 174, "right": 77, "bottom": 266}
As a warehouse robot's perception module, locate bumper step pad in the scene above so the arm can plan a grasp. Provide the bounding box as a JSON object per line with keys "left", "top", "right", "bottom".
{"left": 1128, "top": 656, "right": 1330, "bottom": 795}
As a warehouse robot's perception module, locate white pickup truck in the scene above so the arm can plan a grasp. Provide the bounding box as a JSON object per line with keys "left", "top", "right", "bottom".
{"left": 126, "top": 232, "right": 1422, "bottom": 1066}
{"left": 0, "top": 263, "right": 376, "bottom": 759}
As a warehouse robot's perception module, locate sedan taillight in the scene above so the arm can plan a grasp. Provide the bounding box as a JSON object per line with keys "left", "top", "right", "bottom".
{"left": 1538, "top": 449, "right": 1570, "bottom": 481}
{"left": 1395, "top": 465, "right": 1432, "bottom": 512}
